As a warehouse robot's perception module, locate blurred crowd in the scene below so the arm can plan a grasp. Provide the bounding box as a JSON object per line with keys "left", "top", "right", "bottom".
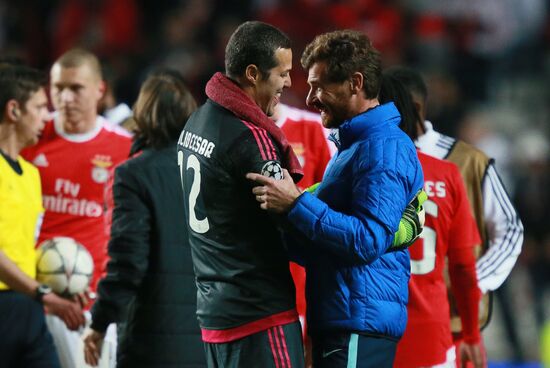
{"left": 1, "top": 0, "right": 550, "bottom": 363}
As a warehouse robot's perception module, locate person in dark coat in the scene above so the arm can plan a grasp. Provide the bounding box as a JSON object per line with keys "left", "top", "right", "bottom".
{"left": 83, "top": 69, "right": 205, "bottom": 367}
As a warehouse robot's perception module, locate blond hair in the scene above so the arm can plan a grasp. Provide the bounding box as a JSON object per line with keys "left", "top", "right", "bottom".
{"left": 53, "top": 48, "right": 102, "bottom": 80}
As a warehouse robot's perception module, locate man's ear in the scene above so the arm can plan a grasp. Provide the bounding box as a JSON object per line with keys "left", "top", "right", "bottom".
{"left": 5, "top": 100, "right": 21, "bottom": 121}
{"left": 97, "top": 80, "right": 107, "bottom": 100}
{"left": 349, "top": 72, "right": 364, "bottom": 95}
{"left": 244, "top": 64, "right": 260, "bottom": 85}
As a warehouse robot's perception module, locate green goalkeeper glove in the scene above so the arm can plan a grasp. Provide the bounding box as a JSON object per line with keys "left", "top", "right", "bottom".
{"left": 304, "top": 182, "right": 321, "bottom": 194}
{"left": 388, "top": 189, "right": 428, "bottom": 252}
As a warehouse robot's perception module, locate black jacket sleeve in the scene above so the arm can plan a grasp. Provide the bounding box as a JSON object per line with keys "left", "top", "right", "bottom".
{"left": 91, "top": 163, "right": 151, "bottom": 332}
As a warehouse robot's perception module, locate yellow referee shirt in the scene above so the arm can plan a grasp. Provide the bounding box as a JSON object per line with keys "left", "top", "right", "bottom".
{"left": 0, "top": 154, "right": 43, "bottom": 290}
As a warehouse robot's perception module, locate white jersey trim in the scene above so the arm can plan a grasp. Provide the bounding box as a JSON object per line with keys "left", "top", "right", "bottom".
{"left": 415, "top": 121, "right": 524, "bottom": 294}
{"left": 476, "top": 165, "right": 523, "bottom": 292}
{"left": 54, "top": 115, "right": 104, "bottom": 142}
{"left": 53, "top": 115, "right": 131, "bottom": 142}
{"left": 101, "top": 118, "right": 132, "bottom": 138}
{"left": 415, "top": 120, "right": 455, "bottom": 160}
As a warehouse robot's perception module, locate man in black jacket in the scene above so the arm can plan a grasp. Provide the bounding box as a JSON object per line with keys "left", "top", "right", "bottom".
{"left": 177, "top": 21, "right": 306, "bottom": 367}
{"left": 83, "top": 70, "right": 205, "bottom": 367}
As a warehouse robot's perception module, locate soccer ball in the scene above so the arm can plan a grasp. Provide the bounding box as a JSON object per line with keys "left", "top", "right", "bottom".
{"left": 261, "top": 160, "right": 284, "bottom": 180}
{"left": 36, "top": 237, "right": 94, "bottom": 296}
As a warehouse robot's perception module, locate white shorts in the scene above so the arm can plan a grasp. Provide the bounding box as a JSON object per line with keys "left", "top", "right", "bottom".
{"left": 45, "top": 311, "right": 117, "bottom": 368}
{"left": 428, "top": 346, "right": 457, "bottom": 368}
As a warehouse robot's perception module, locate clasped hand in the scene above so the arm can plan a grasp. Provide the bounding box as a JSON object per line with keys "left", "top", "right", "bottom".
{"left": 246, "top": 169, "right": 302, "bottom": 213}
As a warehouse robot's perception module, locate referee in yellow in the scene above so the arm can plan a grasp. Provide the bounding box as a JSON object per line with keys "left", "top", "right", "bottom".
{"left": 0, "top": 64, "right": 84, "bottom": 368}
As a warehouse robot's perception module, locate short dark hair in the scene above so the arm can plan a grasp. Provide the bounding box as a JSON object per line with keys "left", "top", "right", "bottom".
{"left": 0, "top": 65, "right": 47, "bottom": 121}
{"left": 384, "top": 66, "right": 427, "bottom": 101}
{"left": 0, "top": 56, "right": 25, "bottom": 67}
{"left": 225, "top": 21, "right": 291, "bottom": 79}
{"left": 379, "top": 72, "right": 420, "bottom": 141}
{"left": 133, "top": 69, "right": 197, "bottom": 149}
{"left": 301, "top": 30, "right": 381, "bottom": 99}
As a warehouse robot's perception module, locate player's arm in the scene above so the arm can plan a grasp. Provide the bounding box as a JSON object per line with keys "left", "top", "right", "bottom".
{"left": 304, "top": 182, "right": 427, "bottom": 252}
{"left": 90, "top": 164, "right": 152, "bottom": 333}
{"left": 232, "top": 127, "right": 287, "bottom": 182}
{"left": 294, "top": 170, "right": 407, "bottom": 264}
{"left": 448, "top": 243, "right": 481, "bottom": 343}
{"left": 448, "top": 168, "right": 483, "bottom": 343}
{"left": 388, "top": 189, "right": 427, "bottom": 252}
{"left": 477, "top": 164, "right": 524, "bottom": 293}
{"left": 235, "top": 128, "right": 311, "bottom": 263}
{"left": 283, "top": 150, "right": 422, "bottom": 265}
{"left": 0, "top": 249, "right": 41, "bottom": 296}
{"left": 449, "top": 240, "right": 485, "bottom": 368}
{"left": 0, "top": 249, "right": 84, "bottom": 329}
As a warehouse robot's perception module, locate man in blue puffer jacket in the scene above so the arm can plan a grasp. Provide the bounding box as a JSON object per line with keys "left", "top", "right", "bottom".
{"left": 247, "top": 30, "right": 424, "bottom": 368}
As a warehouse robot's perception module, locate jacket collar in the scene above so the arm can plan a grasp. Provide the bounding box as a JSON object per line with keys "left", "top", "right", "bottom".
{"left": 330, "top": 102, "right": 401, "bottom": 150}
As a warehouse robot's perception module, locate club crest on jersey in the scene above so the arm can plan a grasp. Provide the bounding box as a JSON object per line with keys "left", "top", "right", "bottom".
{"left": 91, "top": 155, "right": 113, "bottom": 184}
{"left": 261, "top": 160, "right": 283, "bottom": 180}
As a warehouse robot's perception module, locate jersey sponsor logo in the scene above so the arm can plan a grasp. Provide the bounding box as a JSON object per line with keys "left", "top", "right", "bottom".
{"left": 43, "top": 195, "right": 103, "bottom": 217}
{"left": 45, "top": 178, "right": 103, "bottom": 217}
{"left": 179, "top": 130, "right": 215, "bottom": 159}
{"left": 424, "top": 181, "right": 446, "bottom": 198}
{"left": 33, "top": 153, "right": 49, "bottom": 167}
{"left": 261, "top": 161, "right": 283, "bottom": 180}
{"left": 91, "top": 155, "right": 113, "bottom": 184}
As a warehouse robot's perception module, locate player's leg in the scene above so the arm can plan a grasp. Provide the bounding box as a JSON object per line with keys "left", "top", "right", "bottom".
{"left": 354, "top": 334, "right": 397, "bottom": 368}
{"left": 16, "top": 293, "right": 61, "bottom": 368}
{"left": 45, "top": 314, "right": 81, "bottom": 368}
{"left": 263, "top": 322, "right": 305, "bottom": 368}
{"left": 204, "top": 321, "right": 305, "bottom": 368}
{"left": 312, "top": 332, "right": 397, "bottom": 368}
{"left": 0, "top": 293, "right": 60, "bottom": 367}
{"left": 0, "top": 292, "right": 21, "bottom": 367}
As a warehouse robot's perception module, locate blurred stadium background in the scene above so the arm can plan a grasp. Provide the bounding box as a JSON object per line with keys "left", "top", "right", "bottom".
{"left": 1, "top": 0, "right": 549, "bottom": 367}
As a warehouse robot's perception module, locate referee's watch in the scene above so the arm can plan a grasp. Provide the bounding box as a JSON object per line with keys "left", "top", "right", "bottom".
{"left": 35, "top": 284, "right": 52, "bottom": 303}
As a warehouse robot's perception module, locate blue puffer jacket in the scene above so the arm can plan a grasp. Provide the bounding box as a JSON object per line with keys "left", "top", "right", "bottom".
{"left": 287, "top": 102, "right": 424, "bottom": 339}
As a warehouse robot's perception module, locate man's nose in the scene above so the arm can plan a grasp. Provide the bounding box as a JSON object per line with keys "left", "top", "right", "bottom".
{"left": 284, "top": 74, "right": 291, "bottom": 88}
{"left": 59, "top": 89, "right": 75, "bottom": 103}
{"left": 306, "top": 89, "right": 315, "bottom": 108}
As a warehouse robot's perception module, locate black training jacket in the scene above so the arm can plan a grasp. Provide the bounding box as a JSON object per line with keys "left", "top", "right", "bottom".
{"left": 177, "top": 99, "right": 296, "bottom": 339}
{"left": 91, "top": 144, "right": 205, "bottom": 367}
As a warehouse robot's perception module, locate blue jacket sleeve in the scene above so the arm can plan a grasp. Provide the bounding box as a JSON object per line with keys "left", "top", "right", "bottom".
{"left": 282, "top": 223, "right": 311, "bottom": 266}
{"left": 287, "top": 166, "right": 413, "bottom": 265}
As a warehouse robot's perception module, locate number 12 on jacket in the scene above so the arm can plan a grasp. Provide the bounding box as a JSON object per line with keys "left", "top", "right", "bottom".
{"left": 178, "top": 150, "right": 210, "bottom": 234}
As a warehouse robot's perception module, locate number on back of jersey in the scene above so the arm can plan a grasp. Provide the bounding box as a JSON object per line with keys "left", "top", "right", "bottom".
{"left": 261, "top": 160, "right": 283, "bottom": 180}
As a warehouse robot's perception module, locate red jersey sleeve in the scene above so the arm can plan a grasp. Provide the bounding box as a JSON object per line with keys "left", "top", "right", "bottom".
{"left": 447, "top": 166, "right": 481, "bottom": 343}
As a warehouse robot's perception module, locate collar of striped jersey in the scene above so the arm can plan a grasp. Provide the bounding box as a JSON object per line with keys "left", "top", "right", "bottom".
{"left": 205, "top": 72, "right": 303, "bottom": 183}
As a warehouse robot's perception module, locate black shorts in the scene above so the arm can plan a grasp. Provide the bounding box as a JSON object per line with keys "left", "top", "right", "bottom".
{"left": 0, "top": 291, "right": 60, "bottom": 368}
{"left": 204, "top": 321, "right": 304, "bottom": 368}
{"left": 311, "top": 332, "right": 397, "bottom": 368}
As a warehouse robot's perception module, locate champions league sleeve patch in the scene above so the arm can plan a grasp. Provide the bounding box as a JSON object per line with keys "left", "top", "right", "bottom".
{"left": 261, "top": 161, "right": 284, "bottom": 180}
